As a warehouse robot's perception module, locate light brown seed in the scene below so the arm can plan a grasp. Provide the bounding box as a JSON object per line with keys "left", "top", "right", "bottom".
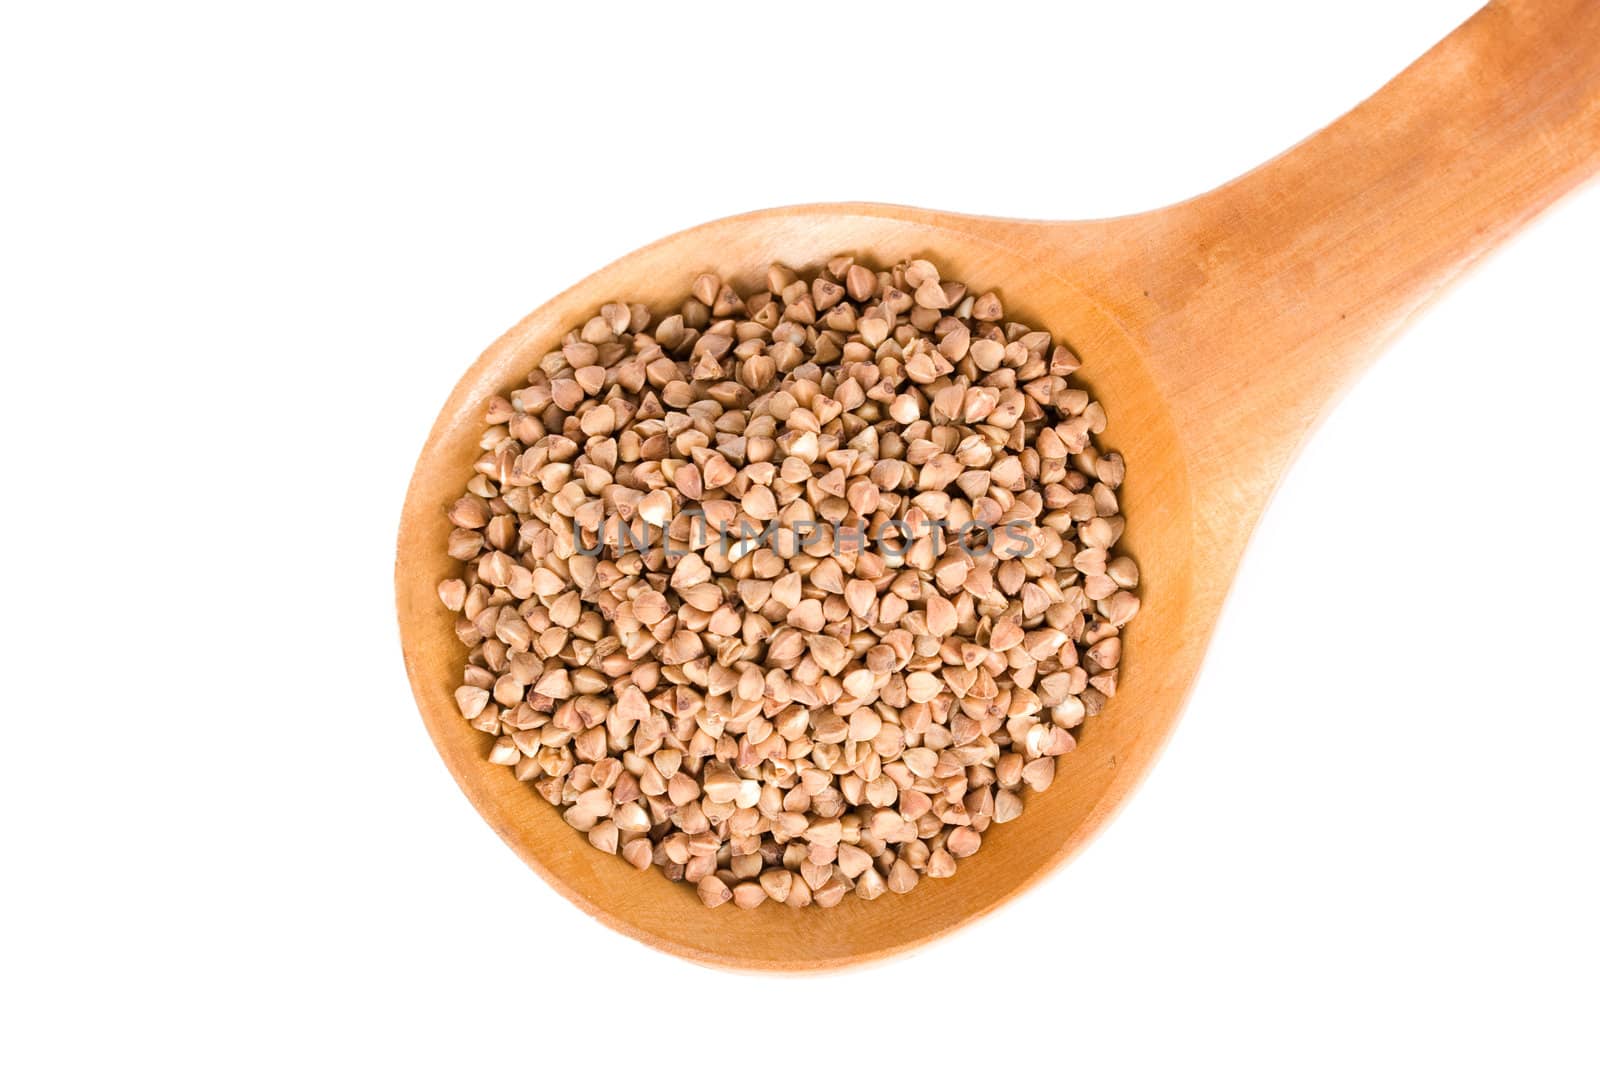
{"left": 448, "top": 496, "right": 491, "bottom": 529}
{"left": 845, "top": 264, "right": 879, "bottom": 301}
{"left": 1103, "top": 591, "right": 1141, "bottom": 627}
{"left": 995, "top": 790, "right": 1024, "bottom": 823}
{"left": 814, "top": 876, "right": 850, "bottom": 908}
{"left": 697, "top": 876, "right": 733, "bottom": 909}
{"left": 946, "top": 825, "right": 982, "bottom": 858}
{"left": 887, "top": 860, "right": 919, "bottom": 894}
{"left": 925, "top": 595, "right": 957, "bottom": 636}
{"left": 702, "top": 764, "right": 742, "bottom": 805}
{"left": 836, "top": 842, "right": 873, "bottom": 879}
{"left": 901, "top": 747, "right": 938, "bottom": 778}
{"left": 437, "top": 579, "right": 466, "bottom": 612}
{"left": 905, "top": 672, "right": 943, "bottom": 704}
{"left": 637, "top": 489, "right": 674, "bottom": 526}
{"left": 587, "top": 821, "right": 619, "bottom": 854}
{"left": 847, "top": 709, "right": 882, "bottom": 742}
{"left": 732, "top": 882, "right": 767, "bottom": 909}
{"left": 845, "top": 579, "right": 877, "bottom": 619}
{"left": 748, "top": 865, "right": 785, "bottom": 897}
{"left": 621, "top": 839, "right": 653, "bottom": 870}
{"left": 854, "top": 867, "right": 888, "bottom": 901}
{"left": 1022, "top": 757, "right": 1056, "bottom": 792}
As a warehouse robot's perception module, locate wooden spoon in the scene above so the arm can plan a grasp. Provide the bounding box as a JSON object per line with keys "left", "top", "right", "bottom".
{"left": 396, "top": 0, "right": 1600, "bottom": 970}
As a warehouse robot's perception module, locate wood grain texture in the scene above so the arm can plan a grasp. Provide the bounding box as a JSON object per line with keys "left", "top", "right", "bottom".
{"left": 396, "top": 0, "right": 1600, "bottom": 970}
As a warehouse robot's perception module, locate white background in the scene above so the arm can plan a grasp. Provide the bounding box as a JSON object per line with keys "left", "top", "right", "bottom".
{"left": 4, "top": 1, "right": 1597, "bottom": 1063}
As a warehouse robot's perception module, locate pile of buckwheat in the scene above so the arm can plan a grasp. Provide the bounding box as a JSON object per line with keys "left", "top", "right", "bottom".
{"left": 438, "top": 257, "right": 1139, "bottom": 909}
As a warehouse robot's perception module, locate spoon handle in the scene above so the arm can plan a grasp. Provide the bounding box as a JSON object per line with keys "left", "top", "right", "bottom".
{"left": 1082, "top": 0, "right": 1600, "bottom": 533}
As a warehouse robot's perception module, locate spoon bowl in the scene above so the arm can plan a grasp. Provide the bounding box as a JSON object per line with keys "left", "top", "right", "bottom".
{"left": 398, "top": 208, "right": 1201, "bottom": 968}
{"left": 397, "top": 0, "right": 1600, "bottom": 969}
